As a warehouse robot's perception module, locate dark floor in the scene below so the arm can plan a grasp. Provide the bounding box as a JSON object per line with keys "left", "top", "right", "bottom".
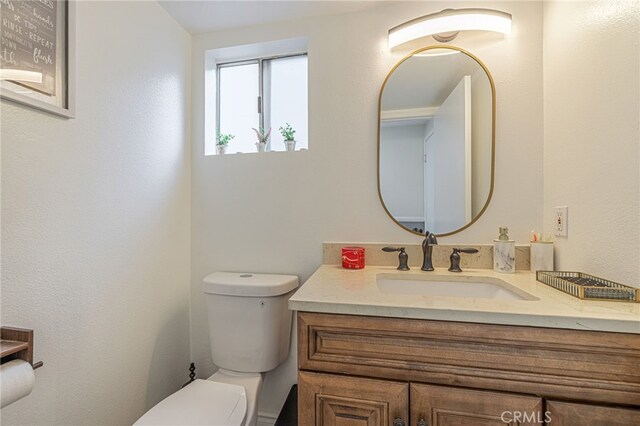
{"left": 274, "top": 385, "right": 297, "bottom": 426}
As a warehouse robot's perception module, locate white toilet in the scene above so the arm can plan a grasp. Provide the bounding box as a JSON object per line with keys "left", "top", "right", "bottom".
{"left": 135, "top": 272, "right": 298, "bottom": 426}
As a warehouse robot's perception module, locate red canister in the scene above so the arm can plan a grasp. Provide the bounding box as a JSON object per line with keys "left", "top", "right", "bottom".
{"left": 342, "top": 247, "right": 365, "bottom": 269}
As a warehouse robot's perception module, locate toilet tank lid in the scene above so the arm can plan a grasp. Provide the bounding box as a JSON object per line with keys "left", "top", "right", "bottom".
{"left": 202, "top": 272, "right": 299, "bottom": 297}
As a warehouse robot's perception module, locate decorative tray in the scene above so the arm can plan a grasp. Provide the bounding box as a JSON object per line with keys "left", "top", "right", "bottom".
{"left": 536, "top": 271, "right": 639, "bottom": 302}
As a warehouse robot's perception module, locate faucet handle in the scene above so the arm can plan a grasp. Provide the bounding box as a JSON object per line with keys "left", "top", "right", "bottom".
{"left": 448, "top": 248, "right": 479, "bottom": 272}
{"left": 456, "top": 248, "right": 479, "bottom": 254}
{"left": 382, "top": 246, "right": 404, "bottom": 252}
{"left": 382, "top": 247, "right": 410, "bottom": 271}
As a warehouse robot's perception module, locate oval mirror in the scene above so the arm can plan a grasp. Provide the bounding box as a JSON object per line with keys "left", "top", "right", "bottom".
{"left": 378, "top": 46, "right": 495, "bottom": 236}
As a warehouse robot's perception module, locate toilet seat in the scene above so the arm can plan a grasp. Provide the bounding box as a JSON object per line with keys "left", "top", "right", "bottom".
{"left": 134, "top": 379, "right": 247, "bottom": 426}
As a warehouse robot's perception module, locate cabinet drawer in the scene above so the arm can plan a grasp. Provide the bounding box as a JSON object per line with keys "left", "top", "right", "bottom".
{"left": 298, "top": 312, "right": 640, "bottom": 405}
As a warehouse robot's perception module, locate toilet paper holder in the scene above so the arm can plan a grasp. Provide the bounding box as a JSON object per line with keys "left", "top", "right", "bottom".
{"left": 1, "top": 327, "right": 43, "bottom": 370}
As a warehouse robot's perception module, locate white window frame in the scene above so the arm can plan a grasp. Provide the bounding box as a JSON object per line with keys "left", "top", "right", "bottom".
{"left": 204, "top": 37, "right": 308, "bottom": 156}
{"left": 215, "top": 53, "right": 307, "bottom": 152}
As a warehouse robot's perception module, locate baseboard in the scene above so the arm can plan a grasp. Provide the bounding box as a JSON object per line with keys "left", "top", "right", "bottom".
{"left": 257, "top": 412, "right": 278, "bottom": 426}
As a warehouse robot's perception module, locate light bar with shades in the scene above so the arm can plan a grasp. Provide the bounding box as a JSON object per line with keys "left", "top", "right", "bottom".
{"left": 389, "top": 8, "right": 512, "bottom": 49}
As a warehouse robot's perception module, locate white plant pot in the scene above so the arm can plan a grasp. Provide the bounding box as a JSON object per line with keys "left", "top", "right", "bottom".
{"left": 256, "top": 142, "right": 267, "bottom": 153}
{"left": 285, "top": 140, "right": 296, "bottom": 152}
{"left": 216, "top": 145, "right": 227, "bottom": 155}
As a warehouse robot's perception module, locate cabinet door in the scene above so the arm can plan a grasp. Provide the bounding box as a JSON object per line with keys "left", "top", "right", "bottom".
{"left": 411, "top": 383, "right": 543, "bottom": 426}
{"left": 298, "top": 371, "right": 409, "bottom": 426}
{"left": 547, "top": 400, "right": 640, "bottom": 425}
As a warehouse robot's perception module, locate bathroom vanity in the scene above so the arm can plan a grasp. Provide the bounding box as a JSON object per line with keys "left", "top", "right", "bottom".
{"left": 289, "top": 265, "right": 640, "bottom": 425}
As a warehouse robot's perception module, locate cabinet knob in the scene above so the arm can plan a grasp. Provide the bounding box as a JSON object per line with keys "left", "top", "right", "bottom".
{"left": 418, "top": 418, "right": 427, "bottom": 426}
{"left": 393, "top": 417, "right": 405, "bottom": 426}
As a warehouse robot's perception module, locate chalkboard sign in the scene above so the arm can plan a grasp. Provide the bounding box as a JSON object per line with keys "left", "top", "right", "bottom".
{"left": 1, "top": 0, "right": 58, "bottom": 95}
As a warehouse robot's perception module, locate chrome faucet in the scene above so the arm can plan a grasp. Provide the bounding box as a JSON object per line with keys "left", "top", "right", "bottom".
{"left": 421, "top": 231, "right": 438, "bottom": 271}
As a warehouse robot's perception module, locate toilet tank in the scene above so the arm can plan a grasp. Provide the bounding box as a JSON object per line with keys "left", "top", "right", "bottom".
{"left": 202, "top": 272, "right": 299, "bottom": 373}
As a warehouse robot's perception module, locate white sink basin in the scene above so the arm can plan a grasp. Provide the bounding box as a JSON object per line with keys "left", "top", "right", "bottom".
{"left": 377, "top": 273, "right": 538, "bottom": 301}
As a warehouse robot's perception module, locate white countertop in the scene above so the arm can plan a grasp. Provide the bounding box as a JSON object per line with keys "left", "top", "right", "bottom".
{"left": 288, "top": 265, "right": 640, "bottom": 334}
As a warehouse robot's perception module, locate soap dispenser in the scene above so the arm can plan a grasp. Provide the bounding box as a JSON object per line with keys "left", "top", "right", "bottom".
{"left": 493, "top": 227, "right": 516, "bottom": 273}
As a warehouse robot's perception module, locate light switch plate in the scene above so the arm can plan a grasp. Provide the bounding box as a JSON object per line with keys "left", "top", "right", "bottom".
{"left": 555, "top": 206, "right": 568, "bottom": 237}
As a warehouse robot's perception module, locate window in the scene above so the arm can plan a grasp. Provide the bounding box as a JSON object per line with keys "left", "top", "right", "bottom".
{"left": 216, "top": 53, "right": 308, "bottom": 154}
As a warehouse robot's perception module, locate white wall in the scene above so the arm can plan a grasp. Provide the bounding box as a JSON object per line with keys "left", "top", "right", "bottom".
{"left": 380, "top": 123, "right": 425, "bottom": 221}
{"left": 0, "top": 2, "right": 191, "bottom": 425}
{"left": 191, "top": 1, "right": 543, "bottom": 418}
{"left": 543, "top": 0, "right": 640, "bottom": 287}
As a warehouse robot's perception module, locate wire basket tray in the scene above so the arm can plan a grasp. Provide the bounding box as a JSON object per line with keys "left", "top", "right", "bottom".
{"left": 536, "top": 271, "right": 639, "bottom": 302}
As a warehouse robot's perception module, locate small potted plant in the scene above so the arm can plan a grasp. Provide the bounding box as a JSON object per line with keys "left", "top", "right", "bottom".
{"left": 252, "top": 127, "right": 271, "bottom": 153}
{"left": 279, "top": 123, "right": 296, "bottom": 152}
{"left": 216, "top": 132, "right": 234, "bottom": 155}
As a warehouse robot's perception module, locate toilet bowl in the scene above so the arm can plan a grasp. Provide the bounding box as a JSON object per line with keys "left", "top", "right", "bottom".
{"left": 134, "top": 370, "right": 262, "bottom": 426}
{"left": 134, "top": 272, "right": 298, "bottom": 426}
{"left": 206, "top": 369, "right": 263, "bottom": 426}
{"left": 133, "top": 379, "right": 247, "bottom": 426}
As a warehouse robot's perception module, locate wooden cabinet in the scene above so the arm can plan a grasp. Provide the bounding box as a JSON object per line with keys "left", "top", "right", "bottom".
{"left": 411, "top": 384, "right": 543, "bottom": 426}
{"left": 547, "top": 400, "right": 640, "bottom": 425}
{"left": 297, "top": 312, "right": 640, "bottom": 426}
{"left": 298, "top": 371, "right": 408, "bottom": 426}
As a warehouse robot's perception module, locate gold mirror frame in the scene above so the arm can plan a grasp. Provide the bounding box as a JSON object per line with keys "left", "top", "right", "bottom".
{"left": 377, "top": 45, "right": 496, "bottom": 237}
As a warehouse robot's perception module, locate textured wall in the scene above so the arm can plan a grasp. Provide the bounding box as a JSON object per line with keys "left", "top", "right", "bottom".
{"left": 191, "top": 1, "right": 543, "bottom": 419}
{"left": 0, "top": 2, "right": 191, "bottom": 425}
{"left": 380, "top": 123, "right": 426, "bottom": 221}
{"left": 543, "top": 0, "right": 640, "bottom": 287}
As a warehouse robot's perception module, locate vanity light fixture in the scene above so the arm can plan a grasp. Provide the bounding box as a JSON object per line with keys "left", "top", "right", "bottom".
{"left": 388, "top": 8, "right": 512, "bottom": 49}
{"left": 414, "top": 49, "right": 460, "bottom": 58}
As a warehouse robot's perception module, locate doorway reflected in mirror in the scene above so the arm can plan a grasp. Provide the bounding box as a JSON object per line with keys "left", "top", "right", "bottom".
{"left": 378, "top": 46, "right": 495, "bottom": 236}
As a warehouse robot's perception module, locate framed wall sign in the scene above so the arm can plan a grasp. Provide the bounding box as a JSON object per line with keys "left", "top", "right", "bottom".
{"left": 0, "top": 0, "right": 76, "bottom": 118}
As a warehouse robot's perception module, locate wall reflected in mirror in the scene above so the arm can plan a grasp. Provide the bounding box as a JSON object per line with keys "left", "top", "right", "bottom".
{"left": 378, "top": 47, "right": 494, "bottom": 236}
